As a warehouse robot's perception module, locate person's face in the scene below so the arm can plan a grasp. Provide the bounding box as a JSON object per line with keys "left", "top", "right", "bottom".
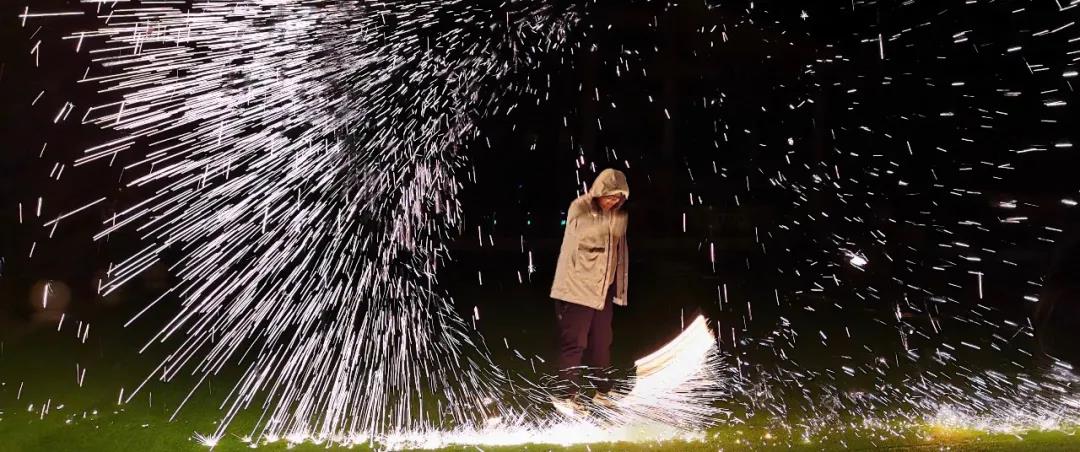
{"left": 597, "top": 194, "right": 625, "bottom": 212}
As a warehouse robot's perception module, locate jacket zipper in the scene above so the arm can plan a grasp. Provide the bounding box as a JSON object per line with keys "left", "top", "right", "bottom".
{"left": 600, "top": 210, "right": 613, "bottom": 298}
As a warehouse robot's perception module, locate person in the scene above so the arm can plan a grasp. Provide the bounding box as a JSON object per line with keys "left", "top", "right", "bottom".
{"left": 549, "top": 168, "right": 630, "bottom": 414}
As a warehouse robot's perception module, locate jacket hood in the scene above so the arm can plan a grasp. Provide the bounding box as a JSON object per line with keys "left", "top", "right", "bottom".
{"left": 588, "top": 168, "right": 630, "bottom": 200}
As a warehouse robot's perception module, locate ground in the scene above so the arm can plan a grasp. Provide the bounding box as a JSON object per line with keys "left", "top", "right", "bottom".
{"left": 1, "top": 257, "right": 1077, "bottom": 451}
{"left": 2, "top": 404, "right": 1079, "bottom": 451}
{"left": 2, "top": 317, "right": 1078, "bottom": 452}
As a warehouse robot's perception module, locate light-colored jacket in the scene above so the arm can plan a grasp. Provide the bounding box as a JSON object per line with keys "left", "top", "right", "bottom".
{"left": 550, "top": 169, "right": 629, "bottom": 310}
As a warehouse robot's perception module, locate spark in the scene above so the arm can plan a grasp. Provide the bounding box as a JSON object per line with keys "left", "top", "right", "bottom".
{"left": 193, "top": 432, "right": 221, "bottom": 448}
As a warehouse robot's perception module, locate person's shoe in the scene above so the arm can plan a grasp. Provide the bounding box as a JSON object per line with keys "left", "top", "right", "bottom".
{"left": 550, "top": 395, "right": 585, "bottom": 417}
{"left": 591, "top": 391, "right": 620, "bottom": 409}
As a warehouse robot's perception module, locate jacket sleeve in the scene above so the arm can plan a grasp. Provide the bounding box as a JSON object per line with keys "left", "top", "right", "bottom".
{"left": 554, "top": 200, "right": 584, "bottom": 286}
{"left": 563, "top": 201, "right": 585, "bottom": 252}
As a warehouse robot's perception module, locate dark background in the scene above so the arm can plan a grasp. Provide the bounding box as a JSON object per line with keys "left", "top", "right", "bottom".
{"left": 2, "top": 0, "right": 1078, "bottom": 382}
{"left": 440, "top": 0, "right": 1080, "bottom": 371}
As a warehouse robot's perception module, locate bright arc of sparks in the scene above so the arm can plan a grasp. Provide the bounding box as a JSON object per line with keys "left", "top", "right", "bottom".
{"left": 47, "top": 0, "right": 583, "bottom": 441}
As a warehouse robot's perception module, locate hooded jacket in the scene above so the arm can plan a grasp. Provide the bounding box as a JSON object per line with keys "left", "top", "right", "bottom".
{"left": 550, "top": 169, "right": 630, "bottom": 310}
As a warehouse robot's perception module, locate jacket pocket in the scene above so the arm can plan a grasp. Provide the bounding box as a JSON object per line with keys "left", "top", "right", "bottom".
{"left": 573, "top": 242, "right": 605, "bottom": 286}
{"left": 574, "top": 243, "right": 604, "bottom": 267}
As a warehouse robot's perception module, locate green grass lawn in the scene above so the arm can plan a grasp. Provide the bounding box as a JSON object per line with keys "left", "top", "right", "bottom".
{"left": 2, "top": 400, "right": 1079, "bottom": 452}
{"left": 3, "top": 326, "right": 1079, "bottom": 452}
{"left": 2, "top": 280, "right": 1079, "bottom": 451}
{"left": 2, "top": 338, "right": 1078, "bottom": 452}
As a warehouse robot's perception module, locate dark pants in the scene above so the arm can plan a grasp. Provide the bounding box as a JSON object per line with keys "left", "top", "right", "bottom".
{"left": 554, "top": 283, "right": 615, "bottom": 397}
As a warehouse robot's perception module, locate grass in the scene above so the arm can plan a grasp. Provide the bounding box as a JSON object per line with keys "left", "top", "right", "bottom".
{"left": 2, "top": 334, "right": 1078, "bottom": 452}
{"left": 1, "top": 401, "right": 1079, "bottom": 452}
{"left": 2, "top": 273, "right": 1078, "bottom": 451}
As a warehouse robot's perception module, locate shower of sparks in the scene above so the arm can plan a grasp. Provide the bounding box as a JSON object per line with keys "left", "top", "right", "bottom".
{"left": 8, "top": 0, "right": 1080, "bottom": 450}
{"left": 195, "top": 316, "right": 731, "bottom": 449}
{"left": 462, "top": 0, "right": 1080, "bottom": 446}
{"left": 17, "top": 0, "right": 596, "bottom": 442}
